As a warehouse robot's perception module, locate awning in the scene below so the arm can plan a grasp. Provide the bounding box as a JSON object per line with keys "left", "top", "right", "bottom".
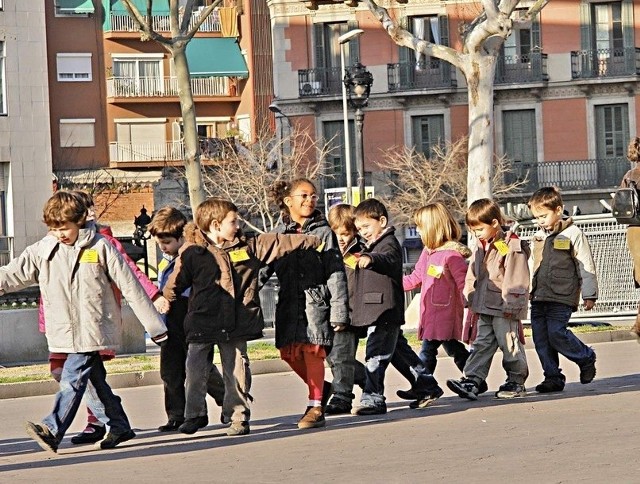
{"left": 110, "top": 0, "right": 169, "bottom": 14}
{"left": 186, "top": 38, "right": 248, "bottom": 78}
{"left": 56, "top": 0, "right": 95, "bottom": 14}
{"left": 55, "top": 168, "right": 163, "bottom": 188}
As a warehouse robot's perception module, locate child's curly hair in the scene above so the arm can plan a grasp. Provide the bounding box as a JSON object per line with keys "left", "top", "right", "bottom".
{"left": 268, "top": 178, "right": 316, "bottom": 215}
{"left": 628, "top": 137, "right": 640, "bottom": 163}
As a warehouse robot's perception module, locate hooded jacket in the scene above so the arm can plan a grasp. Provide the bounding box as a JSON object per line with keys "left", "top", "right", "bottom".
{"left": 531, "top": 217, "right": 598, "bottom": 310}
{"left": 0, "top": 226, "right": 167, "bottom": 352}
{"left": 404, "top": 241, "right": 472, "bottom": 341}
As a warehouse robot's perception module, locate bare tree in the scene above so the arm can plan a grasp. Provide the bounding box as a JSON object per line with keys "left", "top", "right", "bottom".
{"left": 363, "top": 0, "right": 548, "bottom": 204}
{"left": 121, "top": 0, "right": 222, "bottom": 213}
{"left": 376, "top": 138, "right": 526, "bottom": 226}
{"left": 200, "top": 125, "right": 337, "bottom": 233}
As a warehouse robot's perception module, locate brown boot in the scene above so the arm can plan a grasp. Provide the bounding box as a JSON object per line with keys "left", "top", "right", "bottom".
{"left": 297, "top": 406, "right": 325, "bottom": 429}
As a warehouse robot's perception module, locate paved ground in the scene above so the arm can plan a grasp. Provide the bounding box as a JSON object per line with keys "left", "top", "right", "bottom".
{"left": 1, "top": 340, "right": 639, "bottom": 483}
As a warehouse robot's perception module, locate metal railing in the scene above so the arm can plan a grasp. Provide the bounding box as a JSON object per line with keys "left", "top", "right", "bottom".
{"left": 298, "top": 67, "right": 342, "bottom": 97}
{"left": 387, "top": 60, "right": 457, "bottom": 91}
{"left": 496, "top": 50, "right": 548, "bottom": 84}
{"left": 106, "top": 76, "right": 231, "bottom": 98}
{"left": 571, "top": 47, "right": 640, "bottom": 79}
{"left": 505, "top": 158, "right": 631, "bottom": 192}
{"left": 110, "top": 141, "right": 185, "bottom": 162}
{"left": 108, "top": 11, "right": 221, "bottom": 33}
{"left": 0, "top": 236, "right": 13, "bottom": 265}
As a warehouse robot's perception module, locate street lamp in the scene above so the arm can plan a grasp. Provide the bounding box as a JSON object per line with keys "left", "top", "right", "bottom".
{"left": 269, "top": 100, "right": 292, "bottom": 172}
{"left": 344, "top": 62, "right": 373, "bottom": 204}
{"left": 338, "top": 28, "right": 364, "bottom": 205}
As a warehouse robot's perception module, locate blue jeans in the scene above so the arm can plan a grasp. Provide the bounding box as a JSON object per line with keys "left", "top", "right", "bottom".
{"left": 391, "top": 330, "right": 441, "bottom": 396}
{"left": 362, "top": 323, "right": 401, "bottom": 406}
{"left": 326, "top": 330, "right": 366, "bottom": 403}
{"left": 531, "top": 302, "right": 595, "bottom": 382}
{"left": 42, "top": 353, "right": 130, "bottom": 439}
{"left": 419, "top": 339, "right": 469, "bottom": 374}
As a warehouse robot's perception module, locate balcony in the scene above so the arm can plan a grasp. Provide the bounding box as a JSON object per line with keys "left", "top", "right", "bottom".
{"left": 387, "top": 60, "right": 456, "bottom": 92}
{"left": 298, "top": 67, "right": 342, "bottom": 97}
{"left": 505, "top": 158, "right": 631, "bottom": 193}
{"left": 571, "top": 47, "right": 640, "bottom": 79}
{"left": 496, "top": 50, "right": 548, "bottom": 85}
{"left": 109, "top": 138, "right": 236, "bottom": 164}
{"left": 107, "top": 10, "right": 221, "bottom": 33}
{"left": 106, "top": 77, "right": 233, "bottom": 99}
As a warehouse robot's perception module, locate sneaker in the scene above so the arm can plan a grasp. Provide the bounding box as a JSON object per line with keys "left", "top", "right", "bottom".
{"left": 580, "top": 355, "right": 597, "bottom": 384}
{"left": 226, "top": 421, "right": 250, "bottom": 436}
{"left": 220, "top": 413, "right": 231, "bottom": 425}
{"left": 447, "top": 377, "right": 479, "bottom": 400}
{"left": 158, "top": 419, "right": 184, "bottom": 432}
{"left": 353, "top": 402, "right": 387, "bottom": 416}
{"left": 71, "top": 422, "right": 106, "bottom": 444}
{"left": 325, "top": 398, "right": 352, "bottom": 415}
{"left": 96, "top": 429, "right": 136, "bottom": 450}
{"left": 495, "top": 381, "right": 526, "bottom": 399}
{"left": 321, "top": 381, "right": 333, "bottom": 410}
{"left": 25, "top": 421, "right": 59, "bottom": 454}
{"left": 297, "top": 406, "right": 326, "bottom": 429}
{"left": 410, "top": 387, "right": 444, "bottom": 409}
{"left": 535, "top": 379, "right": 565, "bottom": 393}
{"left": 478, "top": 380, "right": 489, "bottom": 394}
{"left": 396, "top": 388, "right": 418, "bottom": 401}
{"left": 178, "top": 416, "right": 208, "bottom": 435}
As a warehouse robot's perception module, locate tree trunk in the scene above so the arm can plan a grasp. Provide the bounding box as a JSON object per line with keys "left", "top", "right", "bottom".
{"left": 463, "top": 53, "right": 497, "bottom": 204}
{"left": 172, "top": 45, "right": 206, "bottom": 213}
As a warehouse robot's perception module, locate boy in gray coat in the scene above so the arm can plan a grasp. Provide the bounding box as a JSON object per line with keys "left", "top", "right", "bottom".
{"left": 0, "top": 191, "right": 168, "bottom": 453}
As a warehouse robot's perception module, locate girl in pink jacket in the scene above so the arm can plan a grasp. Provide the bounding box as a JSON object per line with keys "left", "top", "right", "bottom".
{"left": 403, "top": 203, "right": 471, "bottom": 377}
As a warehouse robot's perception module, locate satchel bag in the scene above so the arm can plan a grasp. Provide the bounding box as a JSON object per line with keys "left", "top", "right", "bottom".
{"left": 612, "top": 179, "right": 640, "bottom": 225}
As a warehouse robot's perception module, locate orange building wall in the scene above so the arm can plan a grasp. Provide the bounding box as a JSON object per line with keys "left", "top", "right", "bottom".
{"left": 542, "top": 99, "right": 589, "bottom": 161}
{"left": 363, "top": 109, "right": 404, "bottom": 169}
{"left": 450, "top": 104, "right": 470, "bottom": 142}
{"left": 97, "top": 189, "right": 155, "bottom": 225}
{"left": 540, "top": 1, "right": 581, "bottom": 53}
{"left": 285, "top": 16, "right": 312, "bottom": 70}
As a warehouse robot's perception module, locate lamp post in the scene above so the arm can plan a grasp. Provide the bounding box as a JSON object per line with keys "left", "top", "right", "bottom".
{"left": 344, "top": 62, "right": 373, "bottom": 204}
{"left": 338, "top": 28, "right": 364, "bottom": 205}
{"left": 268, "top": 101, "right": 292, "bottom": 173}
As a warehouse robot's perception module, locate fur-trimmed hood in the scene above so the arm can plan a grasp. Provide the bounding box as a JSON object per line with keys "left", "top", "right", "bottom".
{"left": 433, "top": 240, "right": 472, "bottom": 258}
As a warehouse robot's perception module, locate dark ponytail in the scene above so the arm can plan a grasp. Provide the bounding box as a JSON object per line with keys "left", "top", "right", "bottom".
{"left": 269, "top": 178, "right": 317, "bottom": 215}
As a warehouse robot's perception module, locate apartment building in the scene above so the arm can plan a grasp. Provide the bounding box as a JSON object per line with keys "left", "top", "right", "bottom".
{"left": 45, "top": 0, "right": 273, "bottom": 227}
{"left": 0, "top": 1, "right": 53, "bottom": 260}
{"left": 268, "top": 0, "right": 640, "bottom": 214}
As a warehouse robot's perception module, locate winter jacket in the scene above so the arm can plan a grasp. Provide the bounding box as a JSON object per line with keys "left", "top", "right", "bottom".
{"left": 0, "top": 226, "right": 167, "bottom": 353}
{"left": 464, "top": 228, "right": 531, "bottom": 321}
{"left": 404, "top": 241, "right": 471, "bottom": 341}
{"left": 351, "top": 227, "right": 405, "bottom": 327}
{"left": 339, "top": 236, "right": 368, "bottom": 337}
{"left": 269, "top": 210, "right": 349, "bottom": 349}
{"left": 157, "top": 254, "right": 189, "bottom": 338}
{"left": 531, "top": 218, "right": 598, "bottom": 310}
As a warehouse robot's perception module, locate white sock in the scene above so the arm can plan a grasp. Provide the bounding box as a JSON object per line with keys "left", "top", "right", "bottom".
{"left": 309, "top": 399, "right": 322, "bottom": 407}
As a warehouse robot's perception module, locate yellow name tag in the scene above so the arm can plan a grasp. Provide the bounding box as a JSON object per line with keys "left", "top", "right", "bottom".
{"left": 316, "top": 241, "right": 325, "bottom": 252}
{"left": 553, "top": 239, "right": 571, "bottom": 250}
{"left": 494, "top": 240, "right": 509, "bottom": 256}
{"left": 79, "top": 249, "right": 98, "bottom": 263}
{"left": 229, "top": 248, "right": 250, "bottom": 262}
{"left": 427, "top": 264, "right": 444, "bottom": 278}
{"left": 344, "top": 253, "right": 358, "bottom": 270}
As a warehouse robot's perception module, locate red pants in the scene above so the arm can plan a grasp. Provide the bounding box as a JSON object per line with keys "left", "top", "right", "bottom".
{"left": 280, "top": 343, "right": 326, "bottom": 401}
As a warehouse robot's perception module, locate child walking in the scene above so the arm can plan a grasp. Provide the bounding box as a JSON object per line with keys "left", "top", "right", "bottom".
{"left": 0, "top": 191, "right": 167, "bottom": 453}
{"left": 402, "top": 203, "right": 471, "bottom": 376}
{"left": 267, "top": 179, "right": 349, "bottom": 429}
{"left": 149, "top": 206, "right": 226, "bottom": 432}
{"left": 447, "top": 198, "right": 530, "bottom": 400}
{"left": 528, "top": 187, "right": 598, "bottom": 392}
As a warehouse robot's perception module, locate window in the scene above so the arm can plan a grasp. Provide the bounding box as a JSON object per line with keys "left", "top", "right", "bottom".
{"left": 399, "top": 16, "right": 449, "bottom": 68}
{"left": 323, "top": 120, "right": 355, "bottom": 189}
{"left": 54, "top": 0, "right": 95, "bottom": 16}
{"left": 114, "top": 119, "right": 167, "bottom": 162}
{"left": 0, "top": 42, "right": 5, "bottom": 115}
{"left": 309, "top": 21, "right": 360, "bottom": 95}
{"left": 502, "top": 110, "right": 537, "bottom": 188}
{"left": 59, "top": 119, "right": 95, "bottom": 148}
{"left": 595, "top": 104, "right": 628, "bottom": 158}
{"left": 112, "top": 55, "right": 163, "bottom": 95}
{"left": 56, "top": 53, "right": 92, "bottom": 82}
{"left": 411, "top": 115, "right": 444, "bottom": 158}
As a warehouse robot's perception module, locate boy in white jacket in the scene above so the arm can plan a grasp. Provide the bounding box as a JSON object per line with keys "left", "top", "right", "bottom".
{"left": 0, "top": 191, "right": 168, "bottom": 453}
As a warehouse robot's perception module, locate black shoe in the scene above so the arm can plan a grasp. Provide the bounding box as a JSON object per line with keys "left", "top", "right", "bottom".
{"left": 325, "top": 398, "right": 352, "bottom": 415}
{"left": 70, "top": 423, "right": 106, "bottom": 444}
{"left": 396, "top": 388, "right": 418, "bottom": 401}
{"left": 495, "top": 381, "right": 526, "bottom": 399}
{"left": 179, "top": 416, "right": 208, "bottom": 435}
{"left": 447, "top": 377, "right": 479, "bottom": 400}
{"left": 478, "top": 380, "right": 489, "bottom": 394}
{"left": 353, "top": 402, "right": 387, "bottom": 415}
{"left": 158, "top": 419, "right": 184, "bottom": 432}
{"left": 580, "top": 354, "right": 597, "bottom": 384}
{"left": 321, "top": 381, "right": 333, "bottom": 410}
{"left": 25, "top": 421, "right": 59, "bottom": 453}
{"left": 535, "top": 379, "right": 565, "bottom": 393}
{"left": 96, "top": 429, "right": 136, "bottom": 449}
{"left": 410, "top": 387, "right": 444, "bottom": 409}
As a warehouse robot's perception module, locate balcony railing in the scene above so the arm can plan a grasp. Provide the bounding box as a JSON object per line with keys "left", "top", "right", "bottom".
{"left": 298, "top": 67, "right": 342, "bottom": 97}
{"left": 108, "top": 10, "right": 221, "bottom": 33}
{"left": 496, "top": 50, "right": 548, "bottom": 84}
{"left": 109, "top": 138, "right": 236, "bottom": 163}
{"left": 571, "top": 47, "right": 640, "bottom": 79}
{"left": 387, "top": 60, "right": 456, "bottom": 91}
{"left": 505, "top": 158, "right": 631, "bottom": 192}
{"left": 106, "top": 77, "right": 232, "bottom": 98}
{"left": 0, "top": 236, "right": 13, "bottom": 265}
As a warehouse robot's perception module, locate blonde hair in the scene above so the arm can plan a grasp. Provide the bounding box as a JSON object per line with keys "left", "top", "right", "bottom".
{"left": 628, "top": 137, "right": 640, "bottom": 163}
{"left": 194, "top": 198, "right": 238, "bottom": 232}
{"left": 43, "top": 190, "right": 87, "bottom": 227}
{"left": 328, "top": 203, "right": 356, "bottom": 233}
{"left": 413, "top": 202, "right": 461, "bottom": 249}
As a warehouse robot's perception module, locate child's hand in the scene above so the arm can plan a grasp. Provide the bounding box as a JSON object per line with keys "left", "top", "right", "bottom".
{"left": 583, "top": 299, "right": 596, "bottom": 311}
{"left": 153, "top": 295, "right": 170, "bottom": 314}
{"left": 332, "top": 323, "right": 347, "bottom": 332}
{"left": 358, "top": 255, "right": 372, "bottom": 268}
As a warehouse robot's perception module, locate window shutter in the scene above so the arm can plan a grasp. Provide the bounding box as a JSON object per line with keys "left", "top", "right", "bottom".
{"left": 314, "top": 23, "right": 325, "bottom": 69}
{"left": 622, "top": 0, "right": 635, "bottom": 73}
{"left": 347, "top": 20, "right": 360, "bottom": 64}
{"left": 399, "top": 16, "right": 411, "bottom": 66}
{"left": 438, "top": 15, "right": 449, "bottom": 47}
{"left": 579, "top": 2, "right": 592, "bottom": 51}
{"left": 531, "top": 14, "right": 541, "bottom": 49}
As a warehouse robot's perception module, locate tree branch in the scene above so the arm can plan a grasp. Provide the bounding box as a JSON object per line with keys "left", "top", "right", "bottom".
{"left": 121, "top": 0, "right": 171, "bottom": 46}
{"left": 186, "top": 1, "right": 222, "bottom": 40}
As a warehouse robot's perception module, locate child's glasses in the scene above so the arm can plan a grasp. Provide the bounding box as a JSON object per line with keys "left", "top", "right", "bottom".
{"left": 291, "top": 194, "right": 319, "bottom": 201}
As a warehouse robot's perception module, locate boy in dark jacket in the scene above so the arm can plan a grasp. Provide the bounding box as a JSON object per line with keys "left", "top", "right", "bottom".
{"left": 351, "top": 199, "right": 443, "bottom": 415}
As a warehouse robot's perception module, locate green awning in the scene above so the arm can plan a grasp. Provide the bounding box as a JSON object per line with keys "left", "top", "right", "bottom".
{"left": 110, "top": 0, "right": 169, "bottom": 14}
{"left": 186, "top": 38, "right": 249, "bottom": 78}
{"left": 56, "top": 0, "right": 95, "bottom": 14}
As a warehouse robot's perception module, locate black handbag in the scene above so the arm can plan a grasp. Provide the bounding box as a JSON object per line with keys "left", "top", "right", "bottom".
{"left": 612, "top": 179, "right": 640, "bottom": 225}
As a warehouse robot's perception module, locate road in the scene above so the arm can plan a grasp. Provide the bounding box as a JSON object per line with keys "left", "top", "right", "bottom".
{"left": 1, "top": 340, "right": 639, "bottom": 483}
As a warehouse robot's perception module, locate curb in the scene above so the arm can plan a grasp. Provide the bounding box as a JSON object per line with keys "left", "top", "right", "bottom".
{"left": 0, "top": 329, "right": 635, "bottom": 401}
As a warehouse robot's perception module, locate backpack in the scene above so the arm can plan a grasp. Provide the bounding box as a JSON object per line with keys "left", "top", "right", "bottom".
{"left": 612, "top": 179, "right": 640, "bottom": 225}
